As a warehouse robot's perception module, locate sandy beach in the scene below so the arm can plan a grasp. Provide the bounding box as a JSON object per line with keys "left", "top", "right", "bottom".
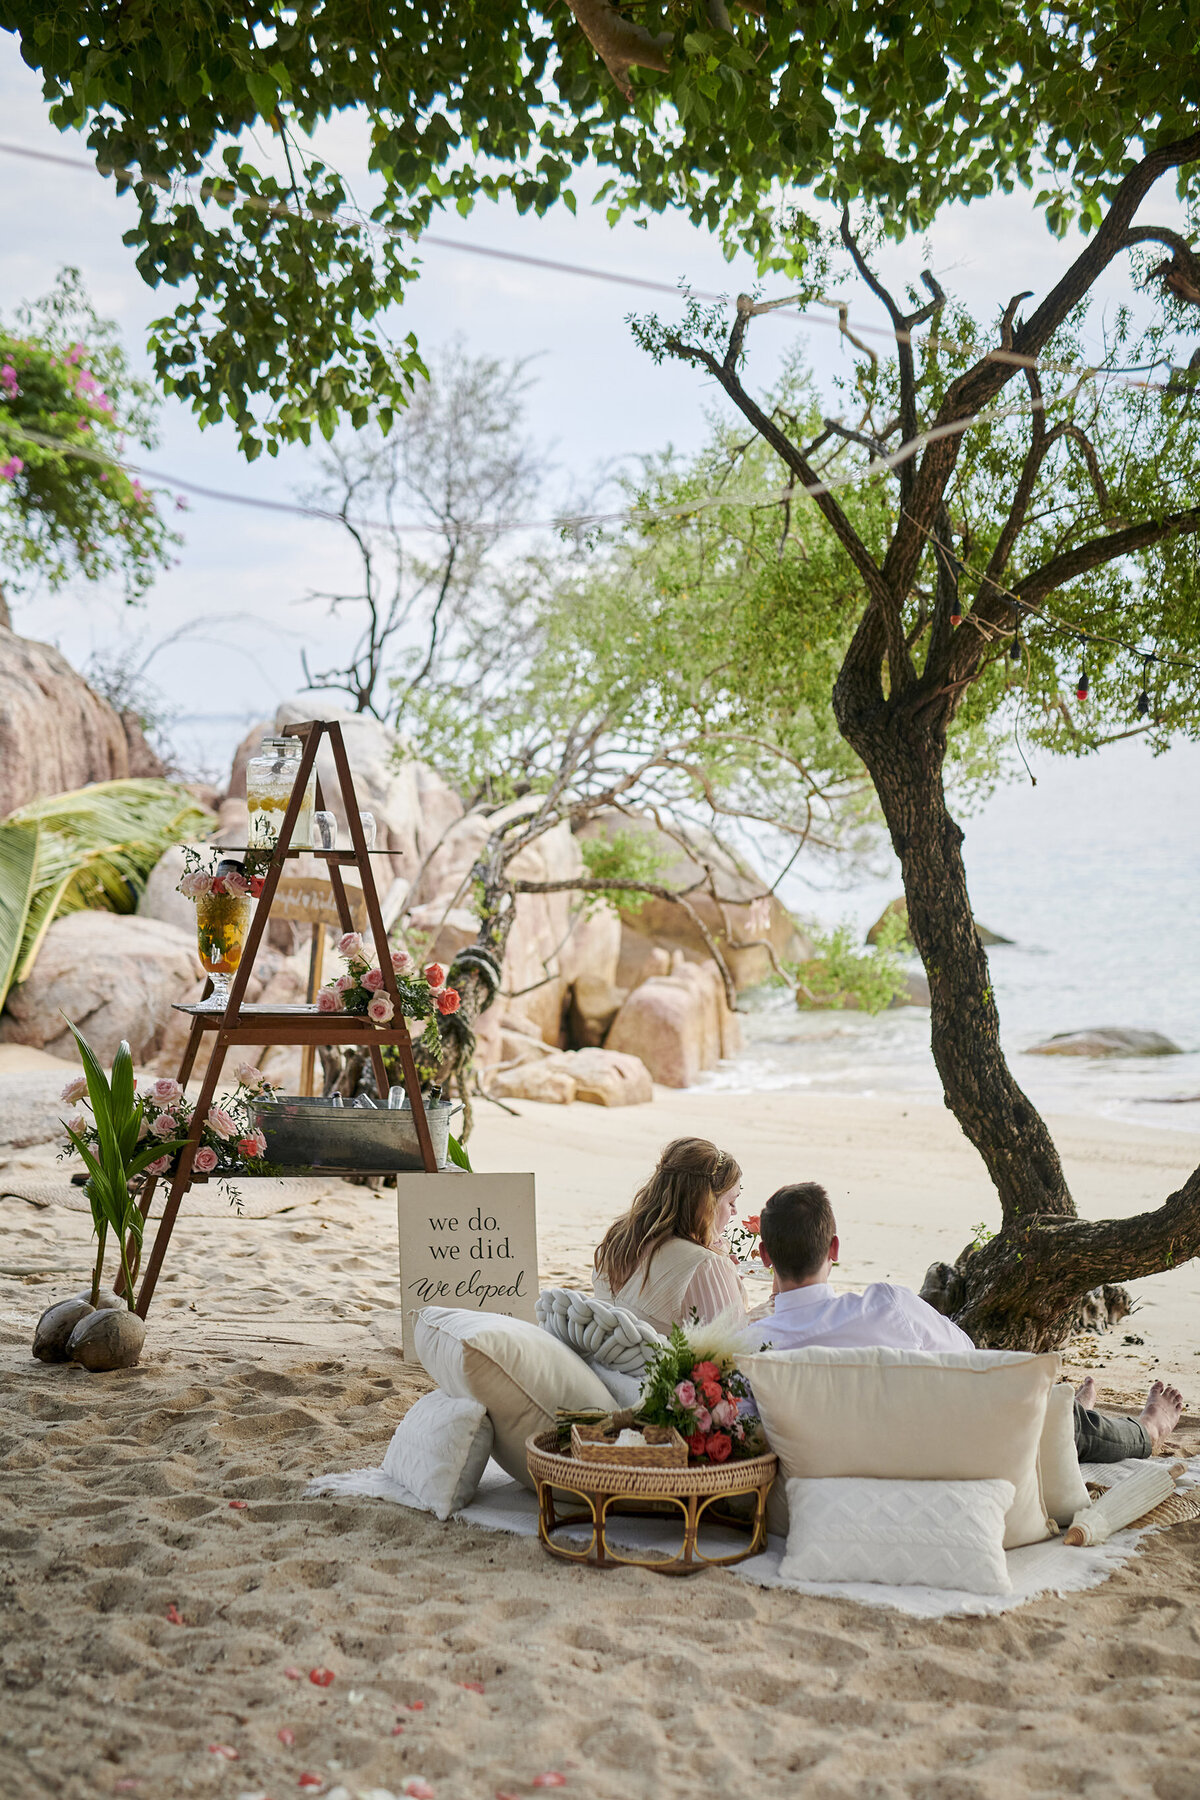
{"left": 3, "top": 1067, "right": 1200, "bottom": 1799}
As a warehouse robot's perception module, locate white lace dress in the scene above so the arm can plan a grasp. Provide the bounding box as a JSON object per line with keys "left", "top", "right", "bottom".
{"left": 592, "top": 1235, "right": 749, "bottom": 1335}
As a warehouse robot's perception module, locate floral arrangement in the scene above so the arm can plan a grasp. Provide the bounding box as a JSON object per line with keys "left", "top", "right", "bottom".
{"left": 60, "top": 1061, "right": 280, "bottom": 1189}
{"left": 727, "top": 1212, "right": 762, "bottom": 1265}
{"left": 316, "top": 933, "right": 461, "bottom": 1029}
{"left": 636, "top": 1321, "right": 764, "bottom": 1464}
{"left": 176, "top": 845, "right": 263, "bottom": 900}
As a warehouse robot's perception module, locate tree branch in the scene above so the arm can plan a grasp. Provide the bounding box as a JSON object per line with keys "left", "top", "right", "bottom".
{"left": 562, "top": 0, "right": 671, "bottom": 96}
{"left": 1018, "top": 503, "right": 1200, "bottom": 605}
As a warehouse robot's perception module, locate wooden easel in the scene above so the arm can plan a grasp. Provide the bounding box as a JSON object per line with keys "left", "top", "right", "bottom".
{"left": 131, "top": 719, "right": 439, "bottom": 1319}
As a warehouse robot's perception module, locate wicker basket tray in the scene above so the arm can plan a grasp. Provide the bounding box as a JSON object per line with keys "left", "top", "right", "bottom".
{"left": 529, "top": 1430, "right": 777, "bottom": 1498}
{"left": 571, "top": 1423, "right": 688, "bottom": 1468}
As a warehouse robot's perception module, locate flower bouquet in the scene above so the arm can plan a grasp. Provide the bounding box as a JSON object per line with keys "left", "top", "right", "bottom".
{"left": 176, "top": 849, "right": 263, "bottom": 1009}
{"left": 727, "top": 1212, "right": 762, "bottom": 1266}
{"left": 60, "top": 1060, "right": 281, "bottom": 1200}
{"left": 636, "top": 1321, "right": 764, "bottom": 1465}
{"left": 316, "top": 933, "right": 461, "bottom": 1029}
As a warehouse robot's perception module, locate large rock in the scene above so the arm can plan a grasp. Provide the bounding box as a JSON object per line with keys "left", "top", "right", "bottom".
{"left": 539, "top": 1047, "right": 653, "bottom": 1106}
{"left": 489, "top": 1061, "right": 579, "bottom": 1105}
{"left": 605, "top": 960, "right": 741, "bottom": 1088}
{"left": 567, "top": 974, "right": 627, "bottom": 1049}
{"left": 1027, "top": 1028, "right": 1183, "bottom": 1059}
{"left": 866, "top": 896, "right": 1013, "bottom": 948}
{"left": 0, "top": 625, "right": 129, "bottom": 816}
{"left": 0, "top": 911, "right": 201, "bottom": 1063}
{"left": 575, "top": 810, "right": 811, "bottom": 990}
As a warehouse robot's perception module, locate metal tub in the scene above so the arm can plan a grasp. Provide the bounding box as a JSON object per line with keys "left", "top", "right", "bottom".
{"left": 254, "top": 1097, "right": 456, "bottom": 1173}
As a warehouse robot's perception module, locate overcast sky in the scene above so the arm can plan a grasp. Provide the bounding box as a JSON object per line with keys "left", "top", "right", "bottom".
{"left": 0, "top": 33, "right": 1186, "bottom": 785}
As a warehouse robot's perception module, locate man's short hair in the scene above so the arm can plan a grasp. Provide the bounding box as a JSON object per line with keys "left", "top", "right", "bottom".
{"left": 759, "top": 1182, "right": 837, "bottom": 1282}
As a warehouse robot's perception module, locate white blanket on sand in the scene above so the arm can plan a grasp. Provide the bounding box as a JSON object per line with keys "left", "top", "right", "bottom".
{"left": 308, "top": 1454, "right": 1200, "bottom": 1621}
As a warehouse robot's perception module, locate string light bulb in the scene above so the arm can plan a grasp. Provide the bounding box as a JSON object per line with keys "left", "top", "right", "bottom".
{"left": 1136, "top": 651, "right": 1153, "bottom": 717}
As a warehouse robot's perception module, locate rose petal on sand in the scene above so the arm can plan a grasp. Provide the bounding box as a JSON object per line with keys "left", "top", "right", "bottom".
{"left": 113, "top": 1782, "right": 140, "bottom": 1792}
{"left": 278, "top": 1728, "right": 295, "bottom": 1747}
{"left": 533, "top": 1777, "right": 567, "bottom": 1789}
{"left": 284, "top": 1667, "right": 303, "bottom": 1680}
{"left": 309, "top": 1669, "right": 335, "bottom": 1687}
{"left": 209, "top": 1743, "right": 240, "bottom": 1759}
{"left": 405, "top": 1700, "right": 424, "bottom": 1711}
{"left": 458, "top": 1682, "right": 485, "bottom": 1694}
{"left": 403, "top": 1782, "right": 435, "bottom": 1799}
{"left": 390, "top": 1724, "right": 406, "bottom": 1736}
{"left": 165, "top": 1604, "right": 184, "bottom": 1625}
{"left": 229, "top": 1499, "right": 248, "bottom": 1510}
{"left": 298, "top": 1777, "right": 324, "bottom": 1791}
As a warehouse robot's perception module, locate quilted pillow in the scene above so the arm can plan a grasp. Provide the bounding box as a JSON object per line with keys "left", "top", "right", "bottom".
{"left": 381, "top": 1391, "right": 494, "bottom": 1520}
{"left": 413, "top": 1306, "right": 613, "bottom": 1489}
{"left": 536, "top": 1288, "right": 666, "bottom": 1375}
{"left": 781, "top": 1476, "right": 1014, "bottom": 1595}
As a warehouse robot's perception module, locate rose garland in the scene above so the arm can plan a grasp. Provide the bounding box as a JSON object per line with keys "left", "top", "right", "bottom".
{"left": 316, "top": 933, "right": 460, "bottom": 1028}
{"left": 59, "top": 1062, "right": 280, "bottom": 1193}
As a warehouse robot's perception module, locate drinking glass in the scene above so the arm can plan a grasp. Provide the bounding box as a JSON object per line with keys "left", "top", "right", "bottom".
{"left": 359, "top": 811, "right": 377, "bottom": 849}
{"left": 194, "top": 891, "right": 252, "bottom": 1011}
{"left": 313, "top": 809, "right": 337, "bottom": 851}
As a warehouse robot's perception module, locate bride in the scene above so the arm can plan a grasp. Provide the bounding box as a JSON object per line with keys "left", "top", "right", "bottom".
{"left": 592, "top": 1137, "right": 750, "bottom": 1332}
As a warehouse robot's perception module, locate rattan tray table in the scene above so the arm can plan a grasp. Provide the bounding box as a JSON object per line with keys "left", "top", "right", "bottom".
{"left": 526, "top": 1430, "right": 778, "bottom": 1573}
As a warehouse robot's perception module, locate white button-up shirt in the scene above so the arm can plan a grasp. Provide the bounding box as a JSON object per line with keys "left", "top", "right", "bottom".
{"left": 747, "top": 1280, "right": 974, "bottom": 1354}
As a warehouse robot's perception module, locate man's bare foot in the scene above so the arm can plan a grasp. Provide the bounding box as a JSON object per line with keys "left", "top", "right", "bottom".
{"left": 1075, "top": 1376, "right": 1097, "bottom": 1409}
{"left": 1138, "top": 1380, "right": 1184, "bottom": 1446}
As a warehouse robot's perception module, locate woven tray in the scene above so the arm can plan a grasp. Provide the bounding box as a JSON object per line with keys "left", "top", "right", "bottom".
{"left": 571, "top": 1424, "right": 688, "bottom": 1468}
{"left": 528, "top": 1429, "right": 777, "bottom": 1497}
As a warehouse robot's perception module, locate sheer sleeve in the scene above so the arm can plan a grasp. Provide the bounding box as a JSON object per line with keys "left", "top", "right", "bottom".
{"left": 678, "top": 1252, "right": 750, "bottom": 1326}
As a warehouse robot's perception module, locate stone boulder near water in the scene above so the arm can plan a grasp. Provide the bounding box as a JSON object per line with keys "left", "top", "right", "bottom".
{"left": 0, "top": 911, "right": 201, "bottom": 1063}
{"left": 0, "top": 625, "right": 130, "bottom": 816}
{"left": 605, "top": 959, "right": 741, "bottom": 1088}
{"left": 1026, "top": 1028, "right": 1183, "bottom": 1058}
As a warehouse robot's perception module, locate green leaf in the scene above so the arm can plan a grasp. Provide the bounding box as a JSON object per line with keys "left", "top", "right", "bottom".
{"left": 446, "top": 1131, "right": 473, "bottom": 1173}
{"left": 0, "top": 821, "right": 39, "bottom": 1011}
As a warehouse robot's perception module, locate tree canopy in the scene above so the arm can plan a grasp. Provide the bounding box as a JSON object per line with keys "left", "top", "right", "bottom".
{"left": 2, "top": 2, "right": 1197, "bottom": 451}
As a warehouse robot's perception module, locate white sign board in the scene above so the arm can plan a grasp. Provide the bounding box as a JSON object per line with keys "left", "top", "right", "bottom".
{"left": 395, "top": 1172, "right": 539, "bottom": 1360}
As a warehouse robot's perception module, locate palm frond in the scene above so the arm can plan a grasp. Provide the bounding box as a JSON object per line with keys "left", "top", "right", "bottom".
{"left": 0, "top": 779, "right": 212, "bottom": 1006}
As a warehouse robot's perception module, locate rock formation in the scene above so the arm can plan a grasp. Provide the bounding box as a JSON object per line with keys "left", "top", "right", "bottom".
{"left": 0, "top": 624, "right": 130, "bottom": 816}
{"left": 1026, "top": 1028, "right": 1182, "bottom": 1058}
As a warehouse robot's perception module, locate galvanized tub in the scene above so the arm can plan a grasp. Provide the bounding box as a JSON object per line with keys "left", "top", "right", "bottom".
{"left": 253, "top": 1097, "right": 457, "bottom": 1173}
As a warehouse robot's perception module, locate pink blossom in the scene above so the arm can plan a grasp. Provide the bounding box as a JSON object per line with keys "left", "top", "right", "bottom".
{"left": 693, "top": 1405, "right": 712, "bottom": 1434}
{"left": 152, "top": 1078, "right": 183, "bottom": 1104}
{"left": 77, "top": 417, "right": 91, "bottom": 432}
{"left": 424, "top": 962, "right": 445, "bottom": 992}
{"left": 146, "top": 1155, "right": 171, "bottom": 1177}
{"left": 193, "top": 1145, "right": 218, "bottom": 1174}
{"left": 66, "top": 342, "right": 86, "bottom": 364}
{"left": 237, "top": 1135, "right": 262, "bottom": 1161}
{"left": 391, "top": 948, "right": 413, "bottom": 973}
{"left": 362, "top": 967, "right": 385, "bottom": 992}
{"left": 0, "top": 362, "right": 18, "bottom": 398}
{"left": 60, "top": 1075, "right": 88, "bottom": 1104}
{"left": 222, "top": 868, "right": 251, "bottom": 897}
{"left": 711, "top": 1398, "right": 737, "bottom": 1428}
{"left": 367, "top": 994, "right": 394, "bottom": 1024}
{"left": 64, "top": 1113, "right": 88, "bottom": 1137}
{"left": 207, "top": 1107, "right": 236, "bottom": 1140}
{"left": 334, "top": 972, "right": 355, "bottom": 992}
{"left": 337, "top": 932, "right": 363, "bottom": 958}
{"left": 0, "top": 456, "right": 25, "bottom": 482}
{"left": 317, "top": 986, "right": 343, "bottom": 1013}
{"left": 674, "top": 1380, "right": 697, "bottom": 1409}
{"left": 76, "top": 368, "right": 98, "bottom": 393}
{"left": 436, "top": 988, "right": 460, "bottom": 1015}
{"left": 151, "top": 1112, "right": 179, "bottom": 1138}
{"left": 236, "top": 1063, "right": 266, "bottom": 1089}
{"left": 131, "top": 477, "right": 146, "bottom": 503}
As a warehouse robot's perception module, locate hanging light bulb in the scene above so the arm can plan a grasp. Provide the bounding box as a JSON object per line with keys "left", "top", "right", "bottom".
{"left": 1010, "top": 600, "right": 1021, "bottom": 662}
{"left": 1076, "top": 667, "right": 1089, "bottom": 702}
{"left": 1136, "top": 651, "right": 1153, "bottom": 717}
{"left": 949, "top": 597, "right": 963, "bottom": 628}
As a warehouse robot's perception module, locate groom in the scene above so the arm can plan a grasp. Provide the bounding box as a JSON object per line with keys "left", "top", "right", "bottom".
{"left": 749, "top": 1181, "right": 1183, "bottom": 1464}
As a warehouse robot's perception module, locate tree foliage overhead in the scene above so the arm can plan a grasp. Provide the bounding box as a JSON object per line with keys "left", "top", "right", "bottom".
{"left": 3, "top": 2, "right": 1198, "bottom": 451}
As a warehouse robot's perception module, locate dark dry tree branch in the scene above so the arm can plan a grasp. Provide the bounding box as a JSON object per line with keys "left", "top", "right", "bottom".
{"left": 1122, "top": 225, "right": 1200, "bottom": 310}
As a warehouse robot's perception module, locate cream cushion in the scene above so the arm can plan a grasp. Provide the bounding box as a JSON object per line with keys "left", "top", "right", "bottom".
{"left": 738, "top": 1344, "right": 1059, "bottom": 1549}
{"left": 413, "top": 1306, "right": 613, "bottom": 1489}
{"left": 1039, "top": 1380, "right": 1091, "bottom": 1528}
{"left": 782, "top": 1477, "right": 1014, "bottom": 1594}
{"left": 381, "top": 1391, "right": 494, "bottom": 1520}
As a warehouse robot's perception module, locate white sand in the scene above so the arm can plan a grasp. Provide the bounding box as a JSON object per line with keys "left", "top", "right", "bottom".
{"left": 2, "top": 1082, "right": 1200, "bottom": 1798}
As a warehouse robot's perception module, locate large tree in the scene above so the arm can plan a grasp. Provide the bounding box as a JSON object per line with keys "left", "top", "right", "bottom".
{"left": 3, "top": 4, "right": 1197, "bottom": 453}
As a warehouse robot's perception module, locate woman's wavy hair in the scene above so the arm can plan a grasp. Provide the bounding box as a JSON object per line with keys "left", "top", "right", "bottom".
{"left": 593, "top": 1137, "right": 742, "bottom": 1293}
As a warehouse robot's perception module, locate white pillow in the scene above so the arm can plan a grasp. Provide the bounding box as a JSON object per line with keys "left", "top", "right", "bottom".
{"left": 413, "top": 1306, "right": 614, "bottom": 1489}
{"left": 587, "top": 1363, "right": 644, "bottom": 1409}
{"left": 738, "top": 1344, "right": 1058, "bottom": 1549}
{"left": 536, "top": 1288, "right": 666, "bottom": 1375}
{"left": 781, "top": 1477, "right": 1014, "bottom": 1595}
{"left": 1039, "top": 1381, "right": 1091, "bottom": 1529}
{"left": 381, "top": 1391, "right": 494, "bottom": 1520}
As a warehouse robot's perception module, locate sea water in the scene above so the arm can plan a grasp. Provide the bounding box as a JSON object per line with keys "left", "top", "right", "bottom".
{"left": 706, "top": 736, "right": 1200, "bottom": 1133}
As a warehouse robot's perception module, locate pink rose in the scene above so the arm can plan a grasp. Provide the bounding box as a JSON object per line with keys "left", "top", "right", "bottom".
{"left": 151, "top": 1113, "right": 179, "bottom": 1138}
{"left": 424, "top": 963, "right": 445, "bottom": 992}
{"left": 693, "top": 1406, "right": 712, "bottom": 1434}
{"left": 701, "top": 1378, "right": 723, "bottom": 1407}
{"left": 60, "top": 1075, "right": 88, "bottom": 1104}
{"left": 236, "top": 1062, "right": 265, "bottom": 1089}
{"left": 190, "top": 871, "right": 214, "bottom": 897}
{"left": 193, "top": 1145, "right": 218, "bottom": 1174}
{"left": 705, "top": 1432, "right": 733, "bottom": 1463}
{"left": 223, "top": 868, "right": 250, "bottom": 896}
{"left": 687, "top": 1431, "right": 708, "bottom": 1458}
{"left": 362, "top": 967, "right": 385, "bottom": 991}
{"left": 207, "top": 1107, "right": 235, "bottom": 1140}
{"left": 334, "top": 973, "right": 355, "bottom": 992}
{"left": 146, "top": 1155, "right": 171, "bottom": 1177}
{"left": 711, "top": 1398, "right": 737, "bottom": 1428}
{"left": 64, "top": 1114, "right": 87, "bottom": 1137}
{"left": 367, "top": 994, "right": 394, "bottom": 1024}
{"left": 237, "top": 1136, "right": 262, "bottom": 1160}
{"left": 674, "top": 1380, "right": 697, "bottom": 1409}
{"left": 317, "top": 986, "right": 343, "bottom": 1013}
{"left": 391, "top": 948, "right": 413, "bottom": 974}
{"left": 436, "top": 989, "right": 460, "bottom": 1015}
{"left": 152, "top": 1078, "right": 182, "bottom": 1104}
{"left": 337, "top": 932, "right": 363, "bottom": 958}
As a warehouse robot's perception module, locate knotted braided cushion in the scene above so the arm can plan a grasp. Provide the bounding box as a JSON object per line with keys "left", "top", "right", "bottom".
{"left": 535, "top": 1288, "right": 667, "bottom": 1376}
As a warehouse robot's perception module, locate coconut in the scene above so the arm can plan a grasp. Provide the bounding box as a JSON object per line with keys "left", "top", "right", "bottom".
{"left": 66, "top": 1307, "right": 147, "bottom": 1372}
{"left": 33, "top": 1297, "right": 95, "bottom": 1362}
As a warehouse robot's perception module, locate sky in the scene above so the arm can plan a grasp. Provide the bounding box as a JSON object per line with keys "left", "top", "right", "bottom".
{"left": 0, "top": 31, "right": 1188, "bottom": 788}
